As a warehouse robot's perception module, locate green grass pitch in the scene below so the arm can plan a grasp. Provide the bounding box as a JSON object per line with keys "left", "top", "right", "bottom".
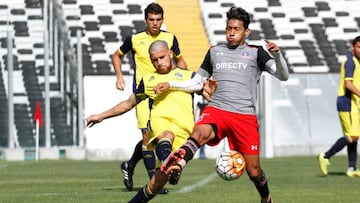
{"left": 0, "top": 156, "right": 359, "bottom": 203}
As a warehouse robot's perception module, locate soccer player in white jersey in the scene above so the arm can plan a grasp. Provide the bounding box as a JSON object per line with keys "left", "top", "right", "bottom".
{"left": 155, "top": 6, "right": 289, "bottom": 203}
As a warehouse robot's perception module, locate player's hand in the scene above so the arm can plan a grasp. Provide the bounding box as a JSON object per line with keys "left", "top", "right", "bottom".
{"left": 116, "top": 76, "right": 126, "bottom": 90}
{"left": 86, "top": 115, "right": 103, "bottom": 128}
{"left": 202, "top": 79, "right": 217, "bottom": 102}
{"left": 264, "top": 39, "right": 279, "bottom": 53}
{"left": 153, "top": 82, "right": 170, "bottom": 96}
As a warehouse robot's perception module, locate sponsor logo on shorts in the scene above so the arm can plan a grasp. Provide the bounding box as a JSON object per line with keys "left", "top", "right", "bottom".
{"left": 251, "top": 145, "right": 258, "bottom": 151}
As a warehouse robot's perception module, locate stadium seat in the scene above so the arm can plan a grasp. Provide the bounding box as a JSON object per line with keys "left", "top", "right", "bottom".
{"left": 200, "top": 0, "right": 359, "bottom": 73}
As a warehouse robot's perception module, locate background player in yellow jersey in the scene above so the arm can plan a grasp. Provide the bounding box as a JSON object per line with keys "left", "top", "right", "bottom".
{"left": 111, "top": 3, "right": 187, "bottom": 193}
{"left": 87, "top": 40, "right": 196, "bottom": 202}
{"left": 318, "top": 35, "right": 360, "bottom": 177}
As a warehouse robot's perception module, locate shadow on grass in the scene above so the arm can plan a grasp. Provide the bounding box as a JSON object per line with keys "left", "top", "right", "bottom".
{"left": 328, "top": 172, "right": 346, "bottom": 176}
{"left": 316, "top": 171, "right": 346, "bottom": 177}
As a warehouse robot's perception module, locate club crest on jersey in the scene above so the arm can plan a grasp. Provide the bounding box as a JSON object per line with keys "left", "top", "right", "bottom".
{"left": 138, "top": 41, "right": 146, "bottom": 46}
{"left": 148, "top": 75, "right": 155, "bottom": 82}
{"left": 240, "top": 51, "right": 252, "bottom": 59}
{"left": 174, "top": 72, "right": 183, "bottom": 79}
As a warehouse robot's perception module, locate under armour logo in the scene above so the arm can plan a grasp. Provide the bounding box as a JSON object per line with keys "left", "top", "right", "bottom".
{"left": 216, "top": 52, "right": 224, "bottom": 56}
{"left": 251, "top": 145, "right": 258, "bottom": 151}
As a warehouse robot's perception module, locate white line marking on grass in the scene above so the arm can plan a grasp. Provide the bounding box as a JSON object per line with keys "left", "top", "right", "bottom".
{"left": 176, "top": 173, "right": 217, "bottom": 193}
{"left": 33, "top": 192, "right": 67, "bottom": 196}
{"left": 0, "top": 164, "right": 8, "bottom": 168}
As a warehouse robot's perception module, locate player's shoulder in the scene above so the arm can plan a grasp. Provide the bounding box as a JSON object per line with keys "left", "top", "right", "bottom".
{"left": 159, "top": 30, "right": 175, "bottom": 35}
{"left": 172, "top": 67, "right": 194, "bottom": 74}
{"left": 246, "top": 44, "right": 267, "bottom": 56}
{"left": 345, "top": 53, "right": 355, "bottom": 63}
{"left": 158, "top": 30, "right": 176, "bottom": 40}
{"left": 247, "top": 44, "right": 263, "bottom": 49}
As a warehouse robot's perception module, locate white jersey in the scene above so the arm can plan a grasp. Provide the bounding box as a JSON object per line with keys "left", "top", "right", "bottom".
{"left": 198, "top": 43, "right": 284, "bottom": 115}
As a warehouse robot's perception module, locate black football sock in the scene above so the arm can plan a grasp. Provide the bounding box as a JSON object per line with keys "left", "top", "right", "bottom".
{"left": 180, "top": 137, "right": 201, "bottom": 163}
{"left": 347, "top": 141, "right": 357, "bottom": 169}
{"left": 127, "top": 140, "right": 143, "bottom": 169}
{"left": 155, "top": 138, "right": 172, "bottom": 162}
{"left": 128, "top": 184, "right": 155, "bottom": 203}
{"left": 142, "top": 148, "right": 156, "bottom": 179}
{"left": 324, "top": 137, "right": 349, "bottom": 159}
{"left": 253, "top": 170, "right": 270, "bottom": 198}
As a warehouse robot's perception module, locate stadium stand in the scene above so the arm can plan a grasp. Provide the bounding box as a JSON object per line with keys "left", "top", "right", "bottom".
{"left": 0, "top": 0, "right": 150, "bottom": 148}
{"left": 61, "top": 0, "right": 147, "bottom": 75}
{"left": 0, "top": 0, "right": 71, "bottom": 147}
{"left": 200, "top": 0, "right": 360, "bottom": 73}
{"left": 1, "top": 0, "right": 360, "bottom": 150}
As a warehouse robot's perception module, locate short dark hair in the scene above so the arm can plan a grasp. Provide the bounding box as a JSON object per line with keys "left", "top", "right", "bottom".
{"left": 226, "top": 7, "right": 250, "bottom": 29}
{"left": 352, "top": 36, "right": 360, "bottom": 46}
{"left": 144, "top": 3, "right": 164, "bottom": 19}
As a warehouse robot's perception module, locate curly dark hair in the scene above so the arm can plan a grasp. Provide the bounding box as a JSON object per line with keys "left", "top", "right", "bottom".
{"left": 144, "top": 3, "right": 164, "bottom": 20}
{"left": 226, "top": 6, "right": 250, "bottom": 29}
{"left": 352, "top": 36, "right": 360, "bottom": 46}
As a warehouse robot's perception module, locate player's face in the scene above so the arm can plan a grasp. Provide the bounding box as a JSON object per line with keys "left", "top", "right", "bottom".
{"left": 352, "top": 41, "right": 360, "bottom": 60}
{"left": 145, "top": 13, "right": 163, "bottom": 36}
{"left": 225, "top": 19, "right": 250, "bottom": 47}
{"left": 150, "top": 48, "right": 173, "bottom": 74}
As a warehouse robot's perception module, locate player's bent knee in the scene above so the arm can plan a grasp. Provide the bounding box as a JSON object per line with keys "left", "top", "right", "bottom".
{"left": 160, "top": 130, "right": 175, "bottom": 141}
{"left": 349, "top": 136, "right": 359, "bottom": 143}
{"left": 246, "top": 167, "right": 262, "bottom": 180}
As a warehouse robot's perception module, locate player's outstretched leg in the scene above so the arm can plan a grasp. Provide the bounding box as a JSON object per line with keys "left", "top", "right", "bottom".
{"left": 161, "top": 137, "right": 201, "bottom": 185}
{"left": 160, "top": 148, "right": 186, "bottom": 173}
{"left": 128, "top": 184, "right": 155, "bottom": 203}
{"left": 160, "top": 148, "right": 186, "bottom": 185}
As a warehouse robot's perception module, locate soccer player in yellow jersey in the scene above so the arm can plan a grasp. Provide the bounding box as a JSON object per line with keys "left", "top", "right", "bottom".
{"left": 87, "top": 40, "right": 195, "bottom": 202}
{"left": 111, "top": 3, "right": 187, "bottom": 192}
{"left": 318, "top": 36, "right": 360, "bottom": 177}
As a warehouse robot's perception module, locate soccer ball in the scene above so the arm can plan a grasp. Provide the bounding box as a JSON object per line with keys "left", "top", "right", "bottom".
{"left": 215, "top": 150, "right": 246, "bottom": 181}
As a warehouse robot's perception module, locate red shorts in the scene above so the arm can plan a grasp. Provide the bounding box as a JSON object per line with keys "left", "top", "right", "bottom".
{"left": 196, "top": 106, "right": 260, "bottom": 155}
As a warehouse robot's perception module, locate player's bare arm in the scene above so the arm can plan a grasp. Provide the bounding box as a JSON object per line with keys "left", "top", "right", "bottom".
{"left": 111, "top": 50, "right": 126, "bottom": 90}
{"left": 86, "top": 94, "right": 143, "bottom": 128}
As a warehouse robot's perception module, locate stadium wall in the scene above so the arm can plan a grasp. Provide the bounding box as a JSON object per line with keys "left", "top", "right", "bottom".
{"left": 84, "top": 73, "right": 353, "bottom": 160}
{"left": 269, "top": 73, "right": 349, "bottom": 157}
